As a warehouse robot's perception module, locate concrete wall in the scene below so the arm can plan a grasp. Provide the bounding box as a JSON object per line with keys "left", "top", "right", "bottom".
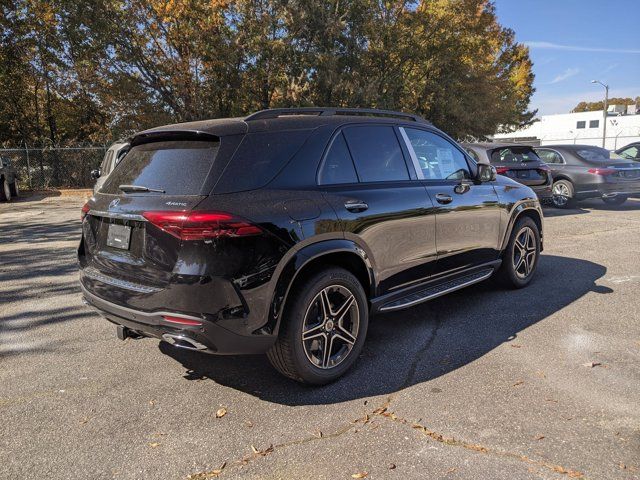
{"left": 494, "top": 110, "right": 640, "bottom": 150}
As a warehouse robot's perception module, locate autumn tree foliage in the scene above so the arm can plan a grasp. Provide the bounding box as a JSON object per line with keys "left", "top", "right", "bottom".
{"left": 572, "top": 97, "right": 639, "bottom": 113}
{"left": 0, "top": 0, "right": 536, "bottom": 146}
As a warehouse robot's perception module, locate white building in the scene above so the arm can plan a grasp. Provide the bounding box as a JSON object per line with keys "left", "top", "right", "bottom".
{"left": 493, "top": 106, "right": 640, "bottom": 150}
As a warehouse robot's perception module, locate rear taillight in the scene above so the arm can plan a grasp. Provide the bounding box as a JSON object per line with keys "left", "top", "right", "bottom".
{"left": 142, "top": 211, "right": 262, "bottom": 241}
{"left": 162, "top": 315, "right": 203, "bottom": 326}
{"left": 495, "top": 167, "right": 510, "bottom": 175}
{"left": 588, "top": 168, "right": 616, "bottom": 176}
{"left": 81, "top": 202, "right": 90, "bottom": 220}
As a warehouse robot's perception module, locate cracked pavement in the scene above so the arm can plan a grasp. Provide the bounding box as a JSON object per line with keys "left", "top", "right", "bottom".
{"left": 1, "top": 193, "right": 639, "bottom": 479}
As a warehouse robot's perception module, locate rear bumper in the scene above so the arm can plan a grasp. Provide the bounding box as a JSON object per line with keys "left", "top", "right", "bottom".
{"left": 81, "top": 284, "right": 276, "bottom": 355}
{"left": 576, "top": 182, "right": 640, "bottom": 199}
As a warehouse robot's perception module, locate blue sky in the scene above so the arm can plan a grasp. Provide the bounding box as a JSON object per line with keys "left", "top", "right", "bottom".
{"left": 495, "top": 0, "right": 640, "bottom": 116}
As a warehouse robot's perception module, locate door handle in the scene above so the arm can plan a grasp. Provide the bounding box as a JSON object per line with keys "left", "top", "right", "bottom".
{"left": 435, "top": 193, "right": 453, "bottom": 205}
{"left": 344, "top": 200, "right": 369, "bottom": 212}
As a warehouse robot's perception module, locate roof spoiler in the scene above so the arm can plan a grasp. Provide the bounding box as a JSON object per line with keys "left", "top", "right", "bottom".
{"left": 130, "top": 130, "right": 220, "bottom": 147}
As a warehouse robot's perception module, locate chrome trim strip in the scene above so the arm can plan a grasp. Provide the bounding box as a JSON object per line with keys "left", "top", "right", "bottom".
{"left": 81, "top": 284, "right": 203, "bottom": 321}
{"left": 82, "top": 267, "right": 161, "bottom": 293}
{"left": 399, "top": 127, "right": 425, "bottom": 180}
{"left": 88, "top": 210, "right": 147, "bottom": 222}
{"left": 379, "top": 269, "right": 493, "bottom": 312}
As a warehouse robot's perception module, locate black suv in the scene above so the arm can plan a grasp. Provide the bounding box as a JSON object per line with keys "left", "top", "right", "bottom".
{"left": 79, "top": 108, "right": 544, "bottom": 384}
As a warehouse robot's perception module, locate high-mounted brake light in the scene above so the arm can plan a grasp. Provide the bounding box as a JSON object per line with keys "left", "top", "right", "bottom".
{"left": 495, "top": 167, "right": 510, "bottom": 174}
{"left": 81, "top": 202, "right": 90, "bottom": 220}
{"left": 587, "top": 168, "right": 616, "bottom": 176}
{"left": 142, "top": 211, "right": 262, "bottom": 241}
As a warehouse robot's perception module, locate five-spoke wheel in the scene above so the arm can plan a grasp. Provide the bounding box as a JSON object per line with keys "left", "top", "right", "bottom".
{"left": 267, "top": 268, "right": 368, "bottom": 384}
{"left": 495, "top": 216, "right": 540, "bottom": 288}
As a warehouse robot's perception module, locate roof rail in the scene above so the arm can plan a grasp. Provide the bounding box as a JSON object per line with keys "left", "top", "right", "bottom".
{"left": 245, "top": 107, "right": 428, "bottom": 123}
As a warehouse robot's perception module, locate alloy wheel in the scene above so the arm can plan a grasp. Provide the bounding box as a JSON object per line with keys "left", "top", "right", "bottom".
{"left": 512, "top": 226, "right": 537, "bottom": 279}
{"left": 552, "top": 183, "right": 570, "bottom": 207}
{"left": 301, "top": 285, "right": 360, "bottom": 369}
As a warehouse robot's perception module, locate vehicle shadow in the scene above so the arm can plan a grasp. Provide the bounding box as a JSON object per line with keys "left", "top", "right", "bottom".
{"left": 160, "top": 254, "right": 611, "bottom": 405}
{"left": 543, "top": 198, "right": 640, "bottom": 217}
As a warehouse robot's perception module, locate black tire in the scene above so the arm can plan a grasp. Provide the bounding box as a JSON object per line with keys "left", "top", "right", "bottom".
{"left": 551, "top": 179, "right": 575, "bottom": 208}
{"left": 267, "top": 267, "right": 368, "bottom": 385}
{"left": 602, "top": 195, "right": 627, "bottom": 206}
{"left": 0, "top": 178, "right": 11, "bottom": 202}
{"left": 9, "top": 181, "right": 18, "bottom": 197}
{"left": 494, "top": 216, "right": 540, "bottom": 289}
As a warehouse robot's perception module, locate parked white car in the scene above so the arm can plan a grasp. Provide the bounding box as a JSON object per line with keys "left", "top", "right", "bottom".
{"left": 91, "top": 141, "right": 129, "bottom": 192}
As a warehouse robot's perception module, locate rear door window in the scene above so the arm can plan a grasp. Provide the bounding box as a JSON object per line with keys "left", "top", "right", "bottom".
{"left": 536, "top": 149, "right": 563, "bottom": 164}
{"left": 102, "top": 140, "right": 219, "bottom": 195}
{"left": 342, "top": 126, "right": 409, "bottom": 182}
{"left": 318, "top": 132, "right": 358, "bottom": 185}
{"left": 575, "top": 147, "right": 612, "bottom": 162}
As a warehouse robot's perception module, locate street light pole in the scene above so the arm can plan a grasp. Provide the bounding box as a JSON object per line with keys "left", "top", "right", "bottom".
{"left": 591, "top": 80, "right": 609, "bottom": 148}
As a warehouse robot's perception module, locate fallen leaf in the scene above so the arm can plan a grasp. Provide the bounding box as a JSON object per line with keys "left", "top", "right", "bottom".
{"left": 535, "top": 371, "right": 546, "bottom": 378}
{"left": 244, "top": 420, "right": 253, "bottom": 428}
{"left": 251, "top": 445, "right": 259, "bottom": 454}
{"left": 314, "top": 430, "right": 323, "bottom": 438}
{"left": 388, "top": 463, "right": 396, "bottom": 470}
{"left": 79, "top": 417, "right": 89, "bottom": 424}
{"left": 512, "top": 380, "right": 524, "bottom": 387}
{"left": 215, "top": 408, "right": 227, "bottom": 418}
{"left": 582, "top": 362, "right": 601, "bottom": 368}
{"left": 352, "top": 473, "right": 368, "bottom": 479}
{"left": 535, "top": 435, "right": 545, "bottom": 441}
{"left": 149, "top": 400, "right": 156, "bottom": 406}
{"left": 148, "top": 442, "right": 161, "bottom": 448}
{"left": 510, "top": 344, "right": 522, "bottom": 348}
{"left": 446, "top": 468, "right": 457, "bottom": 474}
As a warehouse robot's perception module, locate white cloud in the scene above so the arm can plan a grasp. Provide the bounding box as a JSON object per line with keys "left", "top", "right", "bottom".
{"left": 549, "top": 68, "right": 580, "bottom": 84}
{"left": 525, "top": 41, "right": 640, "bottom": 54}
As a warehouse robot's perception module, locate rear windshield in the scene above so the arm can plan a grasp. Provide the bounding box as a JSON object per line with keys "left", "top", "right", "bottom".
{"left": 490, "top": 146, "right": 541, "bottom": 163}
{"left": 575, "top": 147, "right": 616, "bottom": 163}
{"left": 101, "top": 140, "right": 219, "bottom": 195}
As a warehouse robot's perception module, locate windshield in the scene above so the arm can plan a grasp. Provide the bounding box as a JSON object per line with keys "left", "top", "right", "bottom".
{"left": 101, "top": 140, "right": 219, "bottom": 195}
{"left": 490, "top": 146, "right": 541, "bottom": 163}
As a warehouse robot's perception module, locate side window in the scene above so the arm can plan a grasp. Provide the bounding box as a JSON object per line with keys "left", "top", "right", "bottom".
{"left": 466, "top": 148, "right": 480, "bottom": 162}
{"left": 619, "top": 146, "right": 640, "bottom": 160}
{"left": 576, "top": 121, "right": 586, "bottom": 129}
{"left": 342, "top": 126, "right": 409, "bottom": 182}
{"left": 589, "top": 120, "right": 599, "bottom": 128}
{"left": 537, "top": 149, "right": 562, "bottom": 164}
{"left": 403, "top": 128, "right": 470, "bottom": 180}
{"left": 318, "top": 132, "right": 358, "bottom": 185}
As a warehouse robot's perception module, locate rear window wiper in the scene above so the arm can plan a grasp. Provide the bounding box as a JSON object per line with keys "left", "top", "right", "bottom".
{"left": 119, "top": 184, "right": 165, "bottom": 193}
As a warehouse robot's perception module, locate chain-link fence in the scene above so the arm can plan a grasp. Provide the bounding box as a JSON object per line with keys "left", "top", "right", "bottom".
{"left": 0, "top": 146, "right": 107, "bottom": 190}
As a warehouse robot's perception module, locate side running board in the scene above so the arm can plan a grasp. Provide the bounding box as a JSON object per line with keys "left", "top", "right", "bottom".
{"left": 379, "top": 268, "right": 494, "bottom": 312}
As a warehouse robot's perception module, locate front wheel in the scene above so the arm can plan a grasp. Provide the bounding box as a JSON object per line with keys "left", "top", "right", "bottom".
{"left": 495, "top": 216, "right": 540, "bottom": 289}
{"left": 602, "top": 195, "right": 627, "bottom": 206}
{"left": 267, "top": 267, "right": 368, "bottom": 384}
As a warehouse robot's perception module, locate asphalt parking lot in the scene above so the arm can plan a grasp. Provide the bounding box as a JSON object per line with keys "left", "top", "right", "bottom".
{"left": 1, "top": 193, "right": 639, "bottom": 480}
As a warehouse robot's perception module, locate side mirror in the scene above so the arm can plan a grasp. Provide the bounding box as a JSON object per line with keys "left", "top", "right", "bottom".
{"left": 90, "top": 169, "right": 101, "bottom": 180}
{"left": 476, "top": 163, "right": 496, "bottom": 182}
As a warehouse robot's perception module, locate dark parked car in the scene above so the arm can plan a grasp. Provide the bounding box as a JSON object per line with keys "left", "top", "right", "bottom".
{"left": 0, "top": 156, "right": 19, "bottom": 201}
{"left": 462, "top": 143, "right": 553, "bottom": 203}
{"left": 615, "top": 142, "right": 640, "bottom": 162}
{"left": 535, "top": 145, "right": 640, "bottom": 208}
{"left": 79, "top": 108, "right": 544, "bottom": 384}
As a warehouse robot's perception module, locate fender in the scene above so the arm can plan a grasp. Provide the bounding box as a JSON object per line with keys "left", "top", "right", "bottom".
{"left": 259, "top": 239, "right": 375, "bottom": 335}
{"left": 500, "top": 199, "right": 544, "bottom": 252}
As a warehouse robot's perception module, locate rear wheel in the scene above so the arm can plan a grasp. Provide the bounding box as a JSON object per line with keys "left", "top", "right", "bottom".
{"left": 495, "top": 216, "right": 540, "bottom": 289}
{"left": 551, "top": 179, "right": 575, "bottom": 208}
{"left": 602, "top": 195, "right": 627, "bottom": 206}
{"left": 0, "top": 178, "right": 11, "bottom": 202}
{"left": 267, "top": 267, "right": 368, "bottom": 384}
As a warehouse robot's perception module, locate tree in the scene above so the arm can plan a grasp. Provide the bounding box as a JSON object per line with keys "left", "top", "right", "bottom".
{"left": 572, "top": 97, "right": 639, "bottom": 113}
{"left": 0, "top": 0, "right": 536, "bottom": 146}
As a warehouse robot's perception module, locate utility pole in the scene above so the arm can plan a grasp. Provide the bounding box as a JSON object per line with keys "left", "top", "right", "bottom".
{"left": 591, "top": 80, "right": 609, "bottom": 148}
